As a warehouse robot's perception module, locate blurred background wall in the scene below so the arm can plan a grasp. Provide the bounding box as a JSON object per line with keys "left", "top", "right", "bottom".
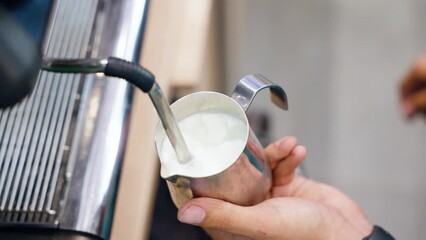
{"left": 221, "top": 0, "right": 426, "bottom": 239}
{"left": 114, "top": 1, "right": 426, "bottom": 239}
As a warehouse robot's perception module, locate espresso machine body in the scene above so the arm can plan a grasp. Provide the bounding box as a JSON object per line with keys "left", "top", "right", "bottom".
{"left": 0, "top": 0, "right": 149, "bottom": 239}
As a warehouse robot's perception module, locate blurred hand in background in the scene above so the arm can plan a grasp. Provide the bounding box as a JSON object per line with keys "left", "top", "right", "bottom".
{"left": 400, "top": 55, "right": 426, "bottom": 119}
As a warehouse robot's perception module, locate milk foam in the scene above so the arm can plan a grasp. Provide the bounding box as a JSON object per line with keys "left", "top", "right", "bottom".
{"left": 159, "top": 109, "right": 247, "bottom": 178}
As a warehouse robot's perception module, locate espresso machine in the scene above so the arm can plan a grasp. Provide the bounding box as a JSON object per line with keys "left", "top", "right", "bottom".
{"left": 0, "top": 0, "right": 150, "bottom": 239}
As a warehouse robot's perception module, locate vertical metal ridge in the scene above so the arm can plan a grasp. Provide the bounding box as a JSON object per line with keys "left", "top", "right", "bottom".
{"left": 0, "top": 108, "right": 11, "bottom": 171}
{"left": 21, "top": 0, "right": 72, "bottom": 214}
{"left": 0, "top": 0, "right": 100, "bottom": 224}
{"left": 0, "top": 106, "right": 20, "bottom": 211}
{"left": 28, "top": 77, "right": 61, "bottom": 214}
{"left": 45, "top": 0, "right": 98, "bottom": 213}
{"left": 3, "top": 97, "right": 34, "bottom": 212}
{"left": 13, "top": 75, "right": 48, "bottom": 212}
{"left": 5, "top": 78, "right": 45, "bottom": 214}
{"left": 35, "top": 76, "right": 69, "bottom": 214}
{"left": 21, "top": 73, "right": 56, "bottom": 213}
{"left": 29, "top": 0, "right": 82, "bottom": 215}
{"left": 37, "top": 1, "right": 92, "bottom": 212}
{"left": 0, "top": 109, "right": 8, "bottom": 142}
{"left": 44, "top": 75, "right": 78, "bottom": 212}
{"left": 37, "top": 0, "right": 93, "bottom": 214}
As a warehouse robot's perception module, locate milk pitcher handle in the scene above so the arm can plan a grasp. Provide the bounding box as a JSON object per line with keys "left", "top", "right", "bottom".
{"left": 231, "top": 74, "right": 288, "bottom": 112}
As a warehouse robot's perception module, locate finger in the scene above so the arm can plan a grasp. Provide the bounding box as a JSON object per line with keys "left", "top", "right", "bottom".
{"left": 400, "top": 56, "right": 426, "bottom": 99}
{"left": 408, "top": 88, "right": 426, "bottom": 117}
{"left": 177, "top": 198, "right": 272, "bottom": 239}
{"left": 401, "top": 98, "right": 415, "bottom": 118}
{"left": 273, "top": 145, "right": 307, "bottom": 186}
{"left": 265, "top": 136, "right": 297, "bottom": 169}
{"left": 178, "top": 197, "right": 329, "bottom": 240}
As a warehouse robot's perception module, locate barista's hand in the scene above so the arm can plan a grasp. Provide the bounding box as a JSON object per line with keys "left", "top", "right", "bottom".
{"left": 400, "top": 55, "right": 426, "bottom": 119}
{"left": 177, "top": 136, "right": 373, "bottom": 240}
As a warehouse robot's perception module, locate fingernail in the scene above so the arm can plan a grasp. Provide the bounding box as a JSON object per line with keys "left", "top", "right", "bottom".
{"left": 178, "top": 205, "right": 206, "bottom": 225}
{"left": 275, "top": 136, "right": 289, "bottom": 147}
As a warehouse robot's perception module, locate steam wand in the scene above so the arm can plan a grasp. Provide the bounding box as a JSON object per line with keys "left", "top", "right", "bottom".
{"left": 42, "top": 57, "right": 192, "bottom": 164}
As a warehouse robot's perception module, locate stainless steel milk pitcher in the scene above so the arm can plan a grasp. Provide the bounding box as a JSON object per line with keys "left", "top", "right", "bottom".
{"left": 154, "top": 74, "right": 288, "bottom": 208}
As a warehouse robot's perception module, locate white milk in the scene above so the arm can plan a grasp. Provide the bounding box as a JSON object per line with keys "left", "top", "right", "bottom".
{"left": 159, "top": 109, "right": 247, "bottom": 178}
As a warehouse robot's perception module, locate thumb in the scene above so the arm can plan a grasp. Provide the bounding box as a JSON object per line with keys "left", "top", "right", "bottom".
{"left": 177, "top": 197, "right": 271, "bottom": 239}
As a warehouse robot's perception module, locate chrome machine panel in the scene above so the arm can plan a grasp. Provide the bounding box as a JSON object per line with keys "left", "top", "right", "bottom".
{"left": 0, "top": 0, "right": 149, "bottom": 239}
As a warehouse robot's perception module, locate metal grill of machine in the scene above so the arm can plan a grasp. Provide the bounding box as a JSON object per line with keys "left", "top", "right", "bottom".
{"left": 0, "top": 0, "right": 97, "bottom": 225}
{"left": 0, "top": 0, "right": 149, "bottom": 239}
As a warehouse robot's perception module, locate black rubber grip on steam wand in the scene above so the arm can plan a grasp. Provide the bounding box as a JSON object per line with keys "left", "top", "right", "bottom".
{"left": 104, "top": 56, "right": 155, "bottom": 93}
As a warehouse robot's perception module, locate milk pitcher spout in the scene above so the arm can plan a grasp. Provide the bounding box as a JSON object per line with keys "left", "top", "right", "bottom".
{"left": 154, "top": 74, "right": 288, "bottom": 208}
